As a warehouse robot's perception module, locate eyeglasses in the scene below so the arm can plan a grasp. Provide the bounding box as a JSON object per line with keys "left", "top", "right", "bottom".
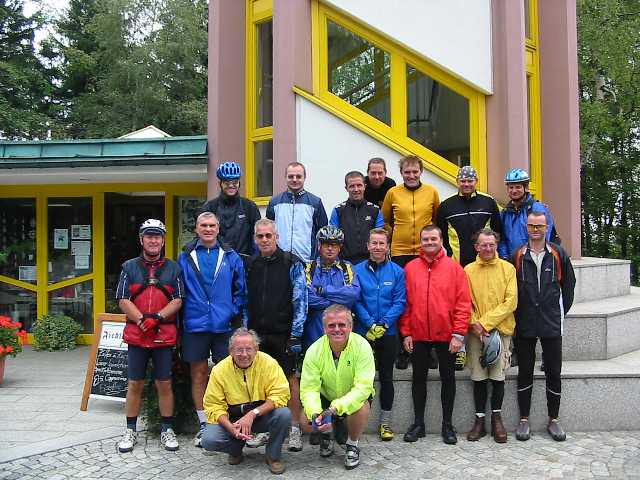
{"left": 477, "top": 243, "right": 496, "bottom": 249}
{"left": 222, "top": 180, "right": 240, "bottom": 187}
{"left": 255, "top": 233, "right": 274, "bottom": 239}
{"left": 526, "top": 224, "right": 547, "bottom": 231}
{"left": 232, "top": 347, "right": 255, "bottom": 354}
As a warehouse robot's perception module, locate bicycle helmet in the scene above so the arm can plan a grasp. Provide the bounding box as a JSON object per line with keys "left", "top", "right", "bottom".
{"left": 139, "top": 219, "right": 166, "bottom": 236}
{"left": 504, "top": 168, "right": 530, "bottom": 184}
{"left": 216, "top": 162, "right": 242, "bottom": 181}
{"left": 480, "top": 329, "right": 503, "bottom": 368}
{"left": 316, "top": 225, "right": 345, "bottom": 245}
{"left": 457, "top": 165, "right": 477, "bottom": 180}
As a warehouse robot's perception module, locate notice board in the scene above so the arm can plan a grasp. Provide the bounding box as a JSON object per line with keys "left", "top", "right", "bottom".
{"left": 81, "top": 313, "right": 128, "bottom": 410}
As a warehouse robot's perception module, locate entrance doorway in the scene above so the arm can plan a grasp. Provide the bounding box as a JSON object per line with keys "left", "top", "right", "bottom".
{"left": 104, "top": 192, "right": 164, "bottom": 311}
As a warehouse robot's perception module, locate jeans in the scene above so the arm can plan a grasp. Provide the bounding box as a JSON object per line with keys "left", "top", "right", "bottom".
{"left": 202, "top": 407, "right": 292, "bottom": 460}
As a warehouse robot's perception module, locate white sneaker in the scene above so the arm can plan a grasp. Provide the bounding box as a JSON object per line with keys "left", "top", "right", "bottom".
{"left": 194, "top": 423, "right": 205, "bottom": 448}
{"left": 161, "top": 428, "right": 179, "bottom": 451}
{"left": 288, "top": 425, "right": 302, "bottom": 452}
{"left": 246, "top": 432, "right": 269, "bottom": 448}
{"left": 118, "top": 428, "right": 137, "bottom": 453}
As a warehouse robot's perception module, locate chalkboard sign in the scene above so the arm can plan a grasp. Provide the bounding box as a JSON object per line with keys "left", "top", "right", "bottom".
{"left": 81, "top": 314, "right": 128, "bottom": 410}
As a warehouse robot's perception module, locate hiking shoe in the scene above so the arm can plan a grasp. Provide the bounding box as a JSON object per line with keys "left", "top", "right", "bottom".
{"left": 547, "top": 419, "right": 566, "bottom": 442}
{"left": 265, "top": 455, "right": 286, "bottom": 474}
{"left": 288, "top": 425, "right": 302, "bottom": 452}
{"left": 161, "top": 428, "right": 179, "bottom": 451}
{"left": 344, "top": 444, "right": 360, "bottom": 470}
{"left": 403, "top": 423, "right": 425, "bottom": 442}
{"left": 441, "top": 422, "right": 457, "bottom": 445}
{"left": 378, "top": 423, "right": 394, "bottom": 441}
{"left": 515, "top": 418, "right": 530, "bottom": 441}
{"left": 228, "top": 454, "right": 244, "bottom": 465}
{"left": 194, "top": 422, "right": 206, "bottom": 447}
{"left": 319, "top": 433, "right": 334, "bottom": 457}
{"left": 118, "top": 428, "right": 137, "bottom": 453}
{"left": 247, "top": 432, "right": 270, "bottom": 448}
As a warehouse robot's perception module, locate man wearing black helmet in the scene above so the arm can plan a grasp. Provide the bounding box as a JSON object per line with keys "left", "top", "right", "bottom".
{"left": 115, "top": 219, "right": 185, "bottom": 453}
{"left": 200, "top": 161, "right": 261, "bottom": 256}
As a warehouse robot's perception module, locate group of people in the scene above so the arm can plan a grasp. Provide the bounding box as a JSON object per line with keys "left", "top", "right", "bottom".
{"left": 114, "top": 154, "right": 576, "bottom": 474}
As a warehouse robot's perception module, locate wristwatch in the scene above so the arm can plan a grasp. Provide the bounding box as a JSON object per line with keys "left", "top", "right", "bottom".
{"left": 252, "top": 408, "right": 260, "bottom": 417}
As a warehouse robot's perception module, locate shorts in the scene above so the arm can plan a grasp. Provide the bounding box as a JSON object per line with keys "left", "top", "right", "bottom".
{"left": 127, "top": 345, "right": 173, "bottom": 381}
{"left": 181, "top": 331, "right": 232, "bottom": 363}
{"left": 258, "top": 332, "right": 296, "bottom": 376}
{"left": 466, "top": 333, "right": 512, "bottom": 381}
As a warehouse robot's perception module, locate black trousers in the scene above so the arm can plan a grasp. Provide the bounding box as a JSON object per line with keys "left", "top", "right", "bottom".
{"left": 516, "top": 336, "right": 562, "bottom": 419}
{"left": 373, "top": 334, "right": 398, "bottom": 411}
{"left": 410, "top": 341, "right": 456, "bottom": 425}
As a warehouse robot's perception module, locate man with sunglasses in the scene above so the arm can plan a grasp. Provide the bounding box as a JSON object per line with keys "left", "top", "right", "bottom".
{"left": 200, "top": 162, "right": 261, "bottom": 256}
{"left": 266, "top": 161, "right": 328, "bottom": 262}
{"left": 243, "top": 219, "right": 308, "bottom": 452}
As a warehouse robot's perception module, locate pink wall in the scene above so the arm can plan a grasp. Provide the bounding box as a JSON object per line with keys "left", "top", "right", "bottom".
{"left": 207, "top": 0, "right": 246, "bottom": 199}
{"left": 272, "top": 0, "right": 313, "bottom": 193}
{"left": 539, "top": 0, "right": 581, "bottom": 257}
{"left": 486, "top": 0, "right": 529, "bottom": 206}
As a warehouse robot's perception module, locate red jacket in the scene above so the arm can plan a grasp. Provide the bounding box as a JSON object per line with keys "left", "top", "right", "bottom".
{"left": 399, "top": 248, "right": 471, "bottom": 342}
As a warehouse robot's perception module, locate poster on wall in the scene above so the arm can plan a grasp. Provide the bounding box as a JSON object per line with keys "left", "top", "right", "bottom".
{"left": 18, "top": 266, "right": 37, "bottom": 282}
{"left": 54, "top": 229, "right": 69, "bottom": 249}
{"left": 74, "top": 255, "right": 90, "bottom": 269}
{"left": 71, "top": 241, "right": 91, "bottom": 256}
{"left": 71, "top": 225, "right": 91, "bottom": 240}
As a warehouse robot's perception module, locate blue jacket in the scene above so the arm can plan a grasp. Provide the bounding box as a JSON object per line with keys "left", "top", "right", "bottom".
{"left": 304, "top": 259, "right": 360, "bottom": 350}
{"left": 353, "top": 259, "right": 406, "bottom": 336}
{"left": 266, "top": 190, "right": 328, "bottom": 262}
{"left": 178, "top": 239, "right": 245, "bottom": 333}
{"left": 498, "top": 194, "right": 555, "bottom": 259}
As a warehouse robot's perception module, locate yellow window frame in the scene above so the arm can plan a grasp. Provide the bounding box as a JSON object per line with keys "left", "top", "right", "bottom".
{"left": 525, "top": 0, "right": 542, "bottom": 198}
{"left": 312, "top": 2, "right": 487, "bottom": 190}
{"left": 0, "top": 182, "right": 206, "bottom": 345}
{"left": 246, "top": 0, "right": 274, "bottom": 205}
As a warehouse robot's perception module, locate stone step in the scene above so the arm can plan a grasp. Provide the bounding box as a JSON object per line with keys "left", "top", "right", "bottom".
{"left": 572, "top": 257, "right": 630, "bottom": 304}
{"left": 563, "top": 287, "right": 640, "bottom": 360}
{"left": 367, "top": 349, "right": 640, "bottom": 435}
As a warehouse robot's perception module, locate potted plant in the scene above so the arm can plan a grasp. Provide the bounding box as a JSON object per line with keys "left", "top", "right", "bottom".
{"left": 0, "top": 315, "right": 28, "bottom": 385}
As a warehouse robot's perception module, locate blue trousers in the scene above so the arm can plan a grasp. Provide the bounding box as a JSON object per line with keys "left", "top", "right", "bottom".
{"left": 202, "top": 407, "right": 292, "bottom": 460}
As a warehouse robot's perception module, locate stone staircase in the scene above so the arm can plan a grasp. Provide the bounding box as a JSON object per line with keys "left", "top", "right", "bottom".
{"left": 370, "top": 257, "right": 640, "bottom": 434}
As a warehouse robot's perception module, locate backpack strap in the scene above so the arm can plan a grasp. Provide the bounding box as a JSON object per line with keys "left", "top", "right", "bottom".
{"left": 130, "top": 258, "right": 173, "bottom": 302}
{"left": 514, "top": 244, "right": 562, "bottom": 285}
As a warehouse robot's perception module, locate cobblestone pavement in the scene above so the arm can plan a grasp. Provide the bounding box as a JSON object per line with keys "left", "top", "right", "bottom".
{"left": 1, "top": 431, "right": 639, "bottom": 479}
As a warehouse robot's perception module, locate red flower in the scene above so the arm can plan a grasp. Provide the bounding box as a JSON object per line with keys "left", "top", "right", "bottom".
{"left": 5, "top": 346, "right": 13, "bottom": 353}
{"left": 0, "top": 346, "right": 5, "bottom": 354}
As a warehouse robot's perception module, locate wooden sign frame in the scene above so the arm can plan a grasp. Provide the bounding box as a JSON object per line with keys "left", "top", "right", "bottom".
{"left": 80, "top": 313, "right": 127, "bottom": 411}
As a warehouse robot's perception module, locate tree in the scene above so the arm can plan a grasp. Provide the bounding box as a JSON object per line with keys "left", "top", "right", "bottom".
{"left": 0, "top": 0, "right": 56, "bottom": 139}
{"left": 578, "top": 0, "right": 640, "bottom": 280}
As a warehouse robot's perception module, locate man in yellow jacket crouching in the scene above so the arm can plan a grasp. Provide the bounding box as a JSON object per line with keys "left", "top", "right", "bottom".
{"left": 463, "top": 228, "right": 517, "bottom": 444}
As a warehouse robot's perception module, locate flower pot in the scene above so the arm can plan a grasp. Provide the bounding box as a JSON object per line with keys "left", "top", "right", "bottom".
{"left": 0, "top": 354, "right": 5, "bottom": 386}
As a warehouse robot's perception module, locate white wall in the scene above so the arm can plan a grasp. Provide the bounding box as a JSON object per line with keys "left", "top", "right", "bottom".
{"left": 296, "top": 95, "right": 457, "bottom": 213}
{"left": 324, "top": 0, "right": 493, "bottom": 94}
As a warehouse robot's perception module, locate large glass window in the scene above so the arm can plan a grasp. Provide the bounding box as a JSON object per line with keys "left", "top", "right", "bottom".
{"left": 48, "top": 197, "right": 92, "bottom": 284}
{"left": 0, "top": 198, "right": 36, "bottom": 284}
{"left": 256, "top": 20, "right": 273, "bottom": 128}
{"left": 49, "top": 279, "right": 93, "bottom": 333}
{"left": 327, "top": 20, "right": 391, "bottom": 125}
{"left": 524, "top": 0, "right": 531, "bottom": 39}
{"left": 0, "top": 282, "right": 37, "bottom": 332}
{"left": 175, "top": 195, "right": 206, "bottom": 253}
{"left": 254, "top": 140, "right": 273, "bottom": 198}
{"left": 406, "top": 66, "right": 470, "bottom": 167}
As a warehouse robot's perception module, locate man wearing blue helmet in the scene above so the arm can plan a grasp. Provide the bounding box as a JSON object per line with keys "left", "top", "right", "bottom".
{"left": 498, "top": 168, "right": 558, "bottom": 260}
{"left": 200, "top": 162, "right": 261, "bottom": 256}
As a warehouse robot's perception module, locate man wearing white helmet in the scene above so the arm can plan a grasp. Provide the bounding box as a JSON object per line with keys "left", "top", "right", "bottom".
{"left": 115, "top": 219, "right": 185, "bottom": 453}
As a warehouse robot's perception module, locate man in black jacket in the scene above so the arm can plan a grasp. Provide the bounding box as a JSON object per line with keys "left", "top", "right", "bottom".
{"left": 364, "top": 158, "right": 396, "bottom": 208}
{"left": 244, "top": 218, "right": 308, "bottom": 452}
{"left": 330, "top": 171, "right": 384, "bottom": 265}
{"left": 200, "top": 161, "right": 261, "bottom": 256}
{"left": 512, "top": 211, "right": 575, "bottom": 443}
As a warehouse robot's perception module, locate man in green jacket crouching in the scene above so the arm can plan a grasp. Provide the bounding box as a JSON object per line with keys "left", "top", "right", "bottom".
{"left": 300, "top": 304, "right": 375, "bottom": 470}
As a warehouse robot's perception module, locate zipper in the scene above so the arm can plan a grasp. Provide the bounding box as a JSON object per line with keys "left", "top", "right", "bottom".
{"left": 290, "top": 194, "right": 296, "bottom": 254}
{"left": 426, "top": 263, "right": 432, "bottom": 339}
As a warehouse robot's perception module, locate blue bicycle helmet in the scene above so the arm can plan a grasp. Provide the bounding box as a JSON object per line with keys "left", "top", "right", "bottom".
{"left": 216, "top": 162, "right": 242, "bottom": 181}
{"left": 504, "top": 168, "right": 530, "bottom": 184}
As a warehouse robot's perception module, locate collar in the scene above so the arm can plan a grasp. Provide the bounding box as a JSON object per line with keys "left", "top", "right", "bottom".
{"left": 367, "top": 259, "right": 387, "bottom": 270}
{"left": 140, "top": 255, "right": 165, "bottom": 267}
{"left": 474, "top": 253, "right": 499, "bottom": 265}
{"left": 287, "top": 189, "right": 307, "bottom": 197}
{"left": 220, "top": 192, "right": 239, "bottom": 205}
{"left": 346, "top": 197, "right": 365, "bottom": 207}
{"left": 419, "top": 247, "right": 445, "bottom": 264}
{"left": 458, "top": 190, "right": 477, "bottom": 199}
{"left": 196, "top": 239, "right": 219, "bottom": 250}
{"left": 526, "top": 242, "right": 551, "bottom": 255}
{"left": 403, "top": 182, "right": 422, "bottom": 192}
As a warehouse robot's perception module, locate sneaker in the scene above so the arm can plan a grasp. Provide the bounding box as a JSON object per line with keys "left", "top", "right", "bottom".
{"left": 288, "top": 426, "right": 302, "bottom": 452}
{"left": 515, "top": 418, "right": 531, "bottom": 441}
{"left": 547, "top": 418, "right": 566, "bottom": 442}
{"left": 161, "top": 428, "right": 180, "bottom": 451}
{"left": 194, "top": 422, "right": 206, "bottom": 448}
{"left": 246, "top": 432, "right": 270, "bottom": 448}
{"left": 319, "top": 433, "right": 334, "bottom": 457}
{"left": 118, "top": 428, "right": 137, "bottom": 453}
{"left": 378, "top": 423, "right": 394, "bottom": 441}
{"left": 344, "top": 444, "right": 360, "bottom": 470}
{"left": 228, "top": 454, "right": 244, "bottom": 465}
{"left": 265, "top": 455, "right": 286, "bottom": 475}
{"left": 403, "top": 423, "right": 425, "bottom": 442}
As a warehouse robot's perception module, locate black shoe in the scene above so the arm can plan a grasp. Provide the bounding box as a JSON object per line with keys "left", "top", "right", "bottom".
{"left": 334, "top": 418, "right": 347, "bottom": 445}
{"left": 395, "top": 351, "right": 410, "bottom": 370}
{"left": 403, "top": 423, "right": 425, "bottom": 442}
{"left": 441, "top": 423, "right": 457, "bottom": 445}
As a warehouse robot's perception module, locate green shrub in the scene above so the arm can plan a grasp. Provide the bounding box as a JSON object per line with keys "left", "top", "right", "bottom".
{"left": 33, "top": 313, "right": 82, "bottom": 351}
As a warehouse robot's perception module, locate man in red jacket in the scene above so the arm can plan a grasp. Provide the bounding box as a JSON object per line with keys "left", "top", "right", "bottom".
{"left": 399, "top": 225, "right": 471, "bottom": 445}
